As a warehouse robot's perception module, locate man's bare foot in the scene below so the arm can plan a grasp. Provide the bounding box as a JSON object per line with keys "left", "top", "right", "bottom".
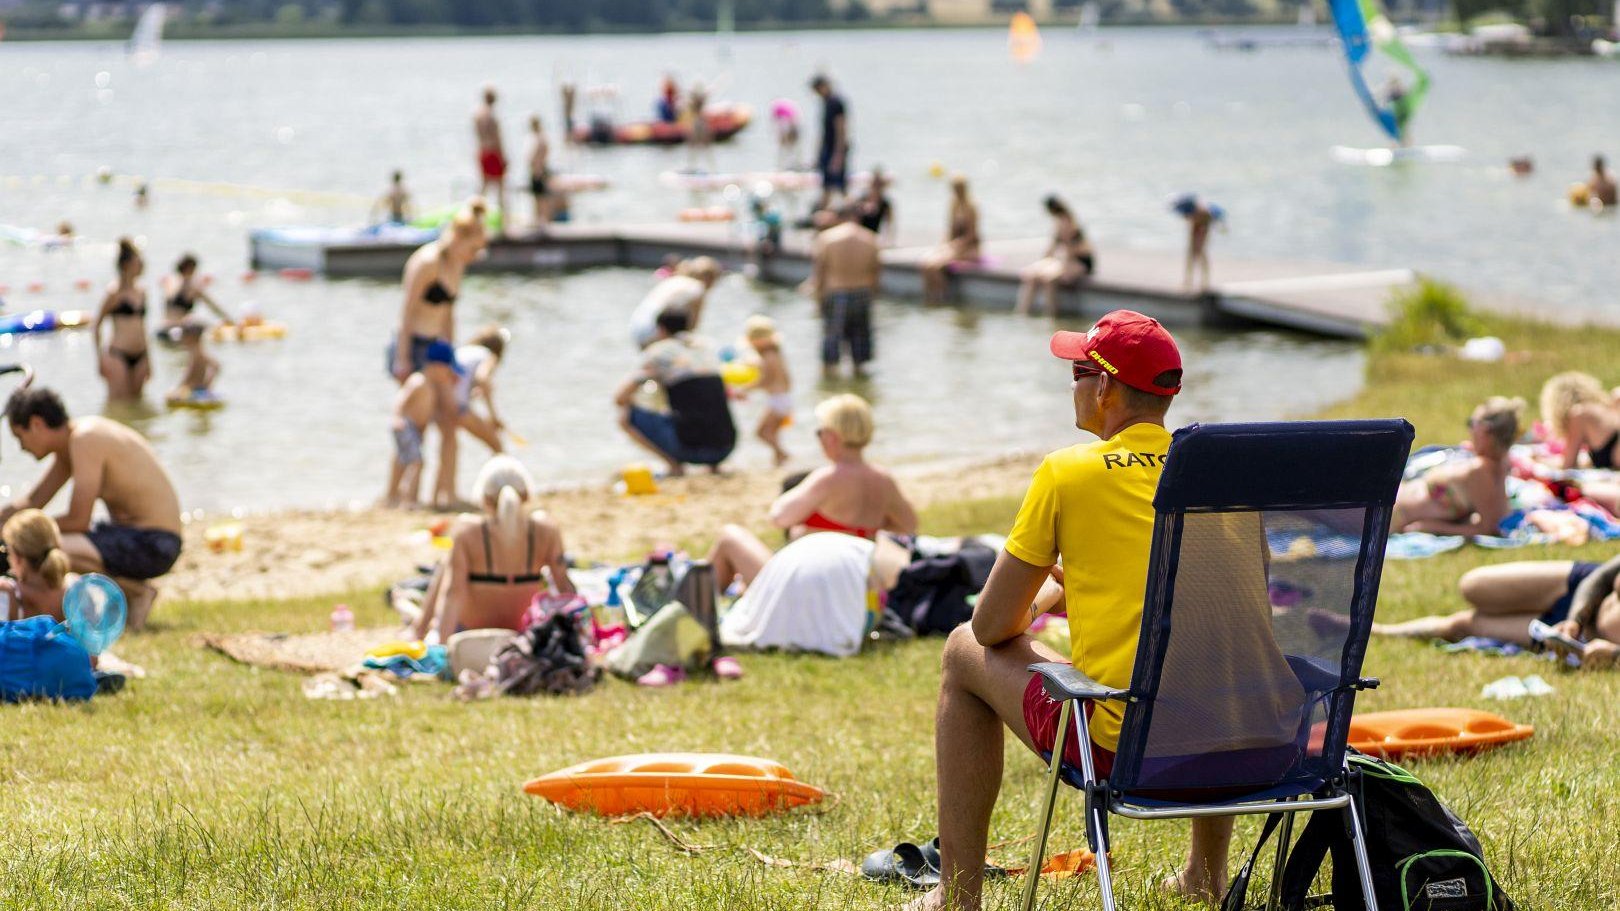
{"left": 1161, "top": 869, "right": 1225, "bottom": 904}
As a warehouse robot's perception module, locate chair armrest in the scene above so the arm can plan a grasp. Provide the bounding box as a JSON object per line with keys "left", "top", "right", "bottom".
{"left": 1028, "top": 662, "right": 1133, "bottom": 703}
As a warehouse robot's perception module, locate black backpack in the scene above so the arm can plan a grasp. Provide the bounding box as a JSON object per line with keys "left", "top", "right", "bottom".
{"left": 1224, "top": 753, "right": 1514, "bottom": 911}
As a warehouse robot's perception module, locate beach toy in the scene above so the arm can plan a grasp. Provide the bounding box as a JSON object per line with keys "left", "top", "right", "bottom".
{"left": 204, "top": 522, "right": 244, "bottom": 553}
{"left": 622, "top": 464, "right": 659, "bottom": 496}
{"left": 524, "top": 752, "right": 825, "bottom": 818}
{"left": 1311, "top": 708, "right": 1533, "bottom": 760}
{"left": 769, "top": 98, "right": 798, "bottom": 122}
{"left": 209, "top": 321, "right": 287, "bottom": 342}
{"left": 167, "top": 389, "right": 225, "bottom": 410}
{"left": 366, "top": 640, "right": 429, "bottom": 661}
{"left": 1568, "top": 183, "right": 1591, "bottom": 207}
{"left": 0, "top": 309, "right": 89, "bottom": 336}
{"left": 720, "top": 360, "right": 760, "bottom": 388}
{"left": 63, "top": 573, "right": 126, "bottom": 656}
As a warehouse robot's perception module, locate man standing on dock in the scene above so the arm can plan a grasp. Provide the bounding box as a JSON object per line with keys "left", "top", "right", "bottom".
{"left": 808, "top": 204, "right": 881, "bottom": 379}
{"left": 811, "top": 74, "right": 849, "bottom": 213}
{"left": 473, "top": 85, "right": 508, "bottom": 234}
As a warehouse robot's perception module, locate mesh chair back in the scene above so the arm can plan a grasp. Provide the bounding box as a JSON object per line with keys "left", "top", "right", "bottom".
{"left": 1109, "top": 420, "right": 1412, "bottom": 796}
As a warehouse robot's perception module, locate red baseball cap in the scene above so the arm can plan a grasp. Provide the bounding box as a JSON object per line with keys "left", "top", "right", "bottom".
{"left": 1050, "top": 310, "right": 1183, "bottom": 396}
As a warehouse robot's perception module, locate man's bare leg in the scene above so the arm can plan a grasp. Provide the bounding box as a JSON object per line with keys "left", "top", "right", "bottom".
{"left": 906, "top": 627, "right": 1063, "bottom": 911}
{"left": 1163, "top": 818, "right": 1234, "bottom": 902}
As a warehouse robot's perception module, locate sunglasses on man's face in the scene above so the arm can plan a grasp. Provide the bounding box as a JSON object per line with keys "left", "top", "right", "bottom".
{"left": 1072, "top": 361, "right": 1104, "bottom": 383}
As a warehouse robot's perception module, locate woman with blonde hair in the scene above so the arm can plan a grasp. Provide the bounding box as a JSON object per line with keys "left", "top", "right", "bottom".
{"left": 388, "top": 198, "right": 489, "bottom": 507}
{"left": 919, "top": 174, "right": 981, "bottom": 304}
{"left": 1390, "top": 397, "right": 1522, "bottom": 535}
{"left": 1540, "top": 371, "right": 1620, "bottom": 470}
{"left": 93, "top": 238, "right": 151, "bottom": 399}
{"left": 0, "top": 509, "right": 76, "bottom": 622}
{"left": 411, "top": 455, "right": 574, "bottom": 641}
{"left": 706, "top": 393, "right": 917, "bottom": 593}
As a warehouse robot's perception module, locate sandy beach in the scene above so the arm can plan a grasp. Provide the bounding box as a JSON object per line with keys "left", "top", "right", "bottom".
{"left": 161, "top": 450, "right": 1044, "bottom": 605}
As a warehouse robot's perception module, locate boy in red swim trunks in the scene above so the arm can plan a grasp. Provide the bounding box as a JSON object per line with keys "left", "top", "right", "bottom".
{"left": 473, "top": 85, "right": 508, "bottom": 233}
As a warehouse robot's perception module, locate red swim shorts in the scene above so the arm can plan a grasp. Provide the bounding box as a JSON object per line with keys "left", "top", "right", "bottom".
{"left": 1022, "top": 670, "right": 1115, "bottom": 778}
{"left": 479, "top": 149, "right": 507, "bottom": 180}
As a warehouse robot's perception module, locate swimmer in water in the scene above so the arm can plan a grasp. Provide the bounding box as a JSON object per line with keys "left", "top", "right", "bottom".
{"left": 1588, "top": 155, "right": 1618, "bottom": 209}
{"left": 160, "top": 254, "right": 235, "bottom": 332}
{"left": 165, "top": 322, "right": 219, "bottom": 406}
{"left": 94, "top": 238, "right": 151, "bottom": 399}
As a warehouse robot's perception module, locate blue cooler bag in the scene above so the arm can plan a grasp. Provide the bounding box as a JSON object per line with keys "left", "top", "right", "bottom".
{"left": 0, "top": 615, "right": 96, "bottom": 702}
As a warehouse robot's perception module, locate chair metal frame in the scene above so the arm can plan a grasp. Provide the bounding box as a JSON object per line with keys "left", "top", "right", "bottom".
{"left": 1016, "top": 419, "right": 1413, "bottom": 911}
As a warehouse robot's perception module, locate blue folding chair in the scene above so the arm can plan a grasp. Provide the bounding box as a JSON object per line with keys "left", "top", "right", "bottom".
{"left": 1020, "top": 419, "right": 1413, "bottom": 911}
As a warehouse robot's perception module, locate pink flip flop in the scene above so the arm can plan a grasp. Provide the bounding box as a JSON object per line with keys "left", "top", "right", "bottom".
{"left": 712, "top": 656, "right": 744, "bottom": 680}
{"left": 636, "top": 664, "right": 687, "bottom": 687}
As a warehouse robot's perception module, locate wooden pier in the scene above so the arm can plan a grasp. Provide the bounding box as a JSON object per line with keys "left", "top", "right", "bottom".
{"left": 250, "top": 221, "right": 1414, "bottom": 340}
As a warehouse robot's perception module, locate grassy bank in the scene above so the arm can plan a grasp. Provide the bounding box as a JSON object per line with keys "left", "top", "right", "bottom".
{"left": 5, "top": 307, "right": 1619, "bottom": 909}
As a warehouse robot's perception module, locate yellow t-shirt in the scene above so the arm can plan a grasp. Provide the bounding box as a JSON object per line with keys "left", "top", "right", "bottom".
{"left": 1005, "top": 422, "right": 1171, "bottom": 751}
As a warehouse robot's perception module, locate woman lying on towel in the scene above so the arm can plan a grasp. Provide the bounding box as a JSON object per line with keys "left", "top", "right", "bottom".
{"left": 1390, "top": 397, "right": 1520, "bottom": 536}
{"left": 1375, "top": 554, "right": 1620, "bottom": 668}
{"left": 407, "top": 456, "right": 574, "bottom": 641}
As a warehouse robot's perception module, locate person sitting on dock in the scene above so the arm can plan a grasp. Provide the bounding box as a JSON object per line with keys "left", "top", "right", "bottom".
{"left": 856, "top": 166, "right": 895, "bottom": 246}
{"left": 919, "top": 174, "right": 981, "bottom": 304}
{"left": 2, "top": 386, "right": 183, "bottom": 630}
{"left": 1587, "top": 155, "right": 1617, "bottom": 209}
{"left": 614, "top": 307, "right": 737, "bottom": 476}
{"left": 808, "top": 203, "right": 882, "bottom": 379}
{"left": 629, "top": 257, "right": 721, "bottom": 350}
{"left": 1016, "top": 194, "right": 1094, "bottom": 316}
{"left": 371, "top": 170, "right": 412, "bottom": 225}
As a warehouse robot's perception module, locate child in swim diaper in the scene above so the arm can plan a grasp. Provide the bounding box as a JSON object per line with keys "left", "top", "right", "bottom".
{"left": 743, "top": 315, "right": 793, "bottom": 467}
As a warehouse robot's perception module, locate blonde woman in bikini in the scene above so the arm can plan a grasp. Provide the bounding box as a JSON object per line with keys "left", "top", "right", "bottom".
{"left": 1391, "top": 397, "right": 1521, "bottom": 536}
{"left": 919, "top": 174, "right": 980, "bottom": 304}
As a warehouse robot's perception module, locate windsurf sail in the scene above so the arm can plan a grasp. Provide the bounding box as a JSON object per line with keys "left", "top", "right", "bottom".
{"left": 1009, "top": 11, "right": 1042, "bottom": 63}
{"left": 127, "top": 3, "right": 166, "bottom": 62}
{"left": 1326, "top": 0, "right": 1429, "bottom": 143}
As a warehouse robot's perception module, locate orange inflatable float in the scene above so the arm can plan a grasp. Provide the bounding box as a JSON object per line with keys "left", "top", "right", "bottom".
{"left": 523, "top": 752, "right": 825, "bottom": 818}
{"left": 1312, "top": 708, "right": 1534, "bottom": 759}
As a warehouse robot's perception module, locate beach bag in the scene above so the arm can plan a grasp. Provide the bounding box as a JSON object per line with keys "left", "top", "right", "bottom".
{"left": 0, "top": 615, "right": 97, "bottom": 703}
{"left": 886, "top": 541, "right": 996, "bottom": 636}
{"left": 1223, "top": 753, "right": 1514, "bottom": 911}
{"left": 602, "top": 601, "right": 712, "bottom": 680}
{"left": 491, "top": 613, "right": 598, "bottom": 697}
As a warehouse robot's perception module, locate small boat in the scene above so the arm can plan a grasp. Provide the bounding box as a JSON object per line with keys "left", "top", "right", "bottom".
{"left": 571, "top": 104, "right": 752, "bottom": 147}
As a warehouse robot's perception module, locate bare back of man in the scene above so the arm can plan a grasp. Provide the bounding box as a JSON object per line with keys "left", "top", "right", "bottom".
{"left": 814, "top": 221, "right": 881, "bottom": 294}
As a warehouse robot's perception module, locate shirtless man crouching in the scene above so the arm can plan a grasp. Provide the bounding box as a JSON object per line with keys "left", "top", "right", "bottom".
{"left": 808, "top": 203, "right": 882, "bottom": 379}
{"left": 2, "top": 386, "right": 182, "bottom": 629}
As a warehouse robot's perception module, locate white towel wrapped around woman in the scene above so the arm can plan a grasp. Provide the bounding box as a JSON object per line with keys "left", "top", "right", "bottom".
{"left": 719, "top": 532, "right": 875, "bottom": 658}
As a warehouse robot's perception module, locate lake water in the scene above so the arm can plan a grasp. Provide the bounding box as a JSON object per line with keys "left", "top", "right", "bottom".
{"left": 6, "top": 26, "right": 1613, "bottom": 511}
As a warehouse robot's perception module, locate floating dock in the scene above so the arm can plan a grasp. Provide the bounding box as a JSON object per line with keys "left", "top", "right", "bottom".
{"left": 250, "top": 222, "right": 1414, "bottom": 340}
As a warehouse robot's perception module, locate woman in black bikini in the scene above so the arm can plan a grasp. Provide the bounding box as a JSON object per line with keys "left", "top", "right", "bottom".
{"left": 389, "top": 198, "right": 489, "bottom": 383}
{"left": 390, "top": 199, "right": 489, "bottom": 508}
{"left": 159, "top": 253, "right": 234, "bottom": 334}
{"left": 409, "top": 456, "right": 574, "bottom": 640}
{"left": 94, "top": 238, "right": 152, "bottom": 399}
{"left": 1016, "top": 194, "right": 1095, "bottom": 316}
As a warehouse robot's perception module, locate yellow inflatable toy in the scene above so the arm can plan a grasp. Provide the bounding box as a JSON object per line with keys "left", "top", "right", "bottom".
{"left": 210, "top": 321, "right": 288, "bottom": 342}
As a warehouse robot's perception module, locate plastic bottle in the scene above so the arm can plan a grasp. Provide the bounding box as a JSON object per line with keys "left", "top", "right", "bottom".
{"left": 330, "top": 603, "right": 355, "bottom": 632}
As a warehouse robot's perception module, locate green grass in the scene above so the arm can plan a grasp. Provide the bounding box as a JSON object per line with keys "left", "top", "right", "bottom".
{"left": 5, "top": 312, "right": 1619, "bottom": 909}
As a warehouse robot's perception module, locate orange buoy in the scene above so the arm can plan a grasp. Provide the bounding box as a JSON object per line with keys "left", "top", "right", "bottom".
{"left": 26, "top": 281, "right": 45, "bottom": 293}
{"left": 1312, "top": 708, "right": 1533, "bottom": 760}
{"left": 523, "top": 752, "right": 825, "bottom": 818}
{"left": 74, "top": 278, "right": 93, "bottom": 291}
{"left": 278, "top": 267, "right": 314, "bottom": 281}
{"left": 241, "top": 270, "right": 259, "bottom": 283}
{"left": 200, "top": 274, "right": 215, "bottom": 287}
